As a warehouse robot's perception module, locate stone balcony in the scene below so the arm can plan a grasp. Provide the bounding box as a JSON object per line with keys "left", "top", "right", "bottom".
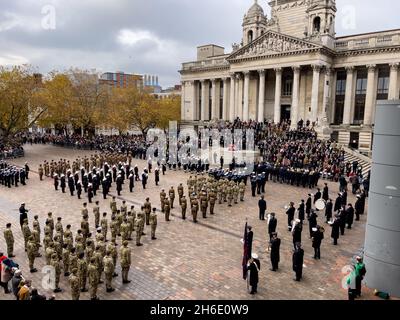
{"left": 181, "top": 56, "right": 230, "bottom": 72}
{"left": 335, "top": 29, "right": 400, "bottom": 51}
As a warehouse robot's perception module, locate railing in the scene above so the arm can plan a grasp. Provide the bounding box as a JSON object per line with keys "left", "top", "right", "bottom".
{"left": 182, "top": 58, "right": 229, "bottom": 71}
{"left": 335, "top": 31, "right": 400, "bottom": 51}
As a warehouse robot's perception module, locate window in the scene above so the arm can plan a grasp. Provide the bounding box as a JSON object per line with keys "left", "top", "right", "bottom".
{"left": 282, "top": 76, "right": 293, "bottom": 96}
{"left": 313, "top": 17, "right": 321, "bottom": 33}
{"left": 248, "top": 30, "right": 253, "bottom": 43}
{"left": 377, "top": 67, "right": 390, "bottom": 100}
{"left": 356, "top": 78, "right": 367, "bottom": 95}
{"left": 336, "top": 79, "right": 346, "bottom": 95}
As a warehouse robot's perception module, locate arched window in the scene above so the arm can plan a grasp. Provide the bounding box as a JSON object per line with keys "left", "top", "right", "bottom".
{"left": 313, "top": 17, "right": 321, "bottom": 33}
{"left": 248, "top": 30, "right": 253, "bottom": 43}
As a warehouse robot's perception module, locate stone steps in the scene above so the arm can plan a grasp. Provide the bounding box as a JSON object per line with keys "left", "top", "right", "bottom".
{"left": 344, "top": 153, "right": 372, "bottom": 178}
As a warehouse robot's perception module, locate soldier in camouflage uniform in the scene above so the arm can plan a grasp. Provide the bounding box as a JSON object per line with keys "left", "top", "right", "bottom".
{"left": 169, "top": 186, "right": 176, "bottom": 208}
{"left": 160, "top": 189, "right": 166, "bottom": 213}
{"left": 55, "top": 217, "right": 64, "bottom": 245}
{"left": 44, "top": 221, "right": 53, "bottom": 242}
{"left": 62, "top": 243, "right": 70, "bottom": 277}
{"left": 53, "top": 234, "right": 62, "bottom": 261}
{"left": 233, "top": 183, "right": 239, "bottom": 204}
{"left": 46, "top": 212, "right": 55, "bottom": 239}
{"left": 32, "top": 215, "right": 41, "bottom": 247}
{"left": 177, "top": 183, "right": 184, "bottom": 202}
{"left": 208, "top": 189, "right": 217, "bottom": 215}
{"left": 110, "top": 197, "right": 117, "bottom": 215}
{"left": 108, "top": 242, "right": 118, "bottom": 278}
{"left": 127, "top": 211, "right": 135, "bottom": 241}
{"left": 27, "top": 236, "right": 38, "bottom": 273}
{"left": 22, "top": 219, "right": 31, "bottom": 252}
{"left": 120, "top": 200, "right": 128, "bottom": 217}
{"left": 81, "top": 215, "right": 90, "bottom": 242}
{"left": 94, "top": 246, "right": 104, "bottom": 284}
{"left": 180, "top": 195, "right": 187, "bottom": 220}
{"left": 144, "top": 198, "right": 152, "bottom": 226}
{"left": 64, "top": 225, "right": 73, "bottom": 251}
{"left": 239, "top": 181, "right": 246, "bottom": 202}
{"left": 191, "top": 195, "right": 199, "bottom": 223}
{"left": 164, "top": 197, "right": 171, "bottom": 222}
{"left": 100, "top": 212, "right": 108, "bottom": 242}
{"left": 51, "top": 253, "right": 62, "bottom": 293}
{"left": 93, "top": 201, "right": 100, "bottom": 228}
{"left": 200, "top": 190, "right": 208, "bottom": 219}
{"left": 227, "top": 183, "right": 234, "bottom": 207}
{"left": 3, "top": 223, "right": 14, "bottom": 257}
{"left": 69, "top": 268, "right": 80, "bottom": 300}
{"left": 110, "top": 215, "right": 118, "bottom": 244}
{"left": 81, "top": 203, "right": 89, "bottom": 218}
{"left": 149, "top": 208, "right": 158, "bottom": 240}
{"left": 135, "top": 214, "right": 143, "bottom": 246}
{"left": 120, "top": 218, "right": 130, "bottom": 242}
{"left": 45, "top": 242, "right": 55, "bottom": 266}
{"left": 103, "top": 251, "right": 115, "bottom": 293}
{"left": 115, "top": 210, "right": 123, "bottom": 237}
{"left": 88, "top": 257, "right": 100, "bottom": 300}
{"left": 120, "top": 240, "right": 131, "bottom": 284}
{"left": 77, "top": 252, "right": 88, "bottom": 292}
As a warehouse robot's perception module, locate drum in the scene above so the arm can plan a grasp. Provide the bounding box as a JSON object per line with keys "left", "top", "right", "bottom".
{"left": 315, "top": 199, "right": 326, "bottom": 211}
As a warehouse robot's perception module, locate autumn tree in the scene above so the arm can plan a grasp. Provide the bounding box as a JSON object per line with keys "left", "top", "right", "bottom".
{"left": 156, "top": 95, "right": 181, "bottom": 132}
{"left": 0, "top": 66, "right": 46, "bottom": 141}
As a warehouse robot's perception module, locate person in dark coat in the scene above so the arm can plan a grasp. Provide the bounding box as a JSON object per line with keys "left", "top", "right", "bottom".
{"left": 247, "top": 253, "right": 260, "bottom": 294}
{"left": 268, "top": 213, "right": 277, "bottom": 241}
{"left": 308, "top": 210, "right": 318, "bottom": 238}
{"left": 87, "top": 183, "right": 93, "bottom": 204}
{"left": 19, "top": 203, "right": 28, "bottom": 228}
{"left": 325, "top": 199, "right": 333, "bottom": 223}
{"left": 312, "top": 226, "right": 324, "bottom": 259}
{"left": 322, "top": 183, "right": 329, "bottom": 201}
{"left": 154, "top": 168, "right": 160, "bottom": 186}
{"left": 306, "top": 194, "right": 312, "bottom": 219}
{"left": 330, "top": 215, "right": 340, "bottom": 245}
{"left": 354, "top": 195, "right": 362, "bottom": 221}
{"left": 314, "top": 188, "right": 322, "bottom": 205}
{"left": 342, "top": 190, "right": 348, "bottom": 208}
{"left": 258, "top": 196, "right": 267, "bottom": 221}
{"left": 60, "top": 175, "right": 66, "bottom": 193}
{"left": 270, "top": 233, "right": 281, "bottom": 271}
{"left": 141, "top": 171, "right": 148, "bottom": 189}
{"left": 129, "top": 174, "right": 134, "bottom": 193}
{"left": 346, "top": 204, "right": 355, "bottom": 229}
{"left": 298, "top": 200, "right": 305, "bottom": 224}
{"left": 286, "top": 202, "right": 296, "bottom": 231}
{"left": 116, "top": 175, "right": 123, "bottom": 196}
{"left": 54, "top": 174, "right": 59, "bottom": 191}
{"left": 292, "top": 243, "right": 304, "bottom": 281}
{"left": 334, "top": 193, "right": 342, "bottom": 212}
{"left": 68, "top": 176, "right": 75, "bottom": 196}
{"left": 77, "top": 181, "right": 82, "bottom": 199}
{"left": 292, "top": 220, "right": 302, "bottom": 249}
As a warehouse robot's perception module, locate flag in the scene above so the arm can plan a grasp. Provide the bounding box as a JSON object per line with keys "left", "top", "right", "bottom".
{"left": 242, "top": 222, "right": 248, "bottom": 280}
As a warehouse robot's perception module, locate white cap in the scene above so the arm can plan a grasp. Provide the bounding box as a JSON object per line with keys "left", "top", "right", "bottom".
{"left": 251, "top": 253, "right": 258, "bottom": 259}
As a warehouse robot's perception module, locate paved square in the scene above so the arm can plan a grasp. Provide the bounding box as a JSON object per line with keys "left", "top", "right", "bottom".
{"left": 0, "top": 144, "right": 373, "bottom": 300}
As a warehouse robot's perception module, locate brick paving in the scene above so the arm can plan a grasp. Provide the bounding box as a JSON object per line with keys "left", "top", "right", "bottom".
{"left": 0, "top": 144, "right": 376, "bottom": 300}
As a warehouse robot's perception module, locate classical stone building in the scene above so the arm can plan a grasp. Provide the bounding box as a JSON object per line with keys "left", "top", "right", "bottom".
{"left": 179, "top": 0, "right": 400, "bottom": 153}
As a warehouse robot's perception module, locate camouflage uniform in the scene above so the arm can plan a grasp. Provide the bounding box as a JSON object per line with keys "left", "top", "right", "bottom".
{"left": 77, "top": 256, "right": 88, "bottom": 291}
{"left": 239, "top": 181, "right": 246, "bottom": 201}
{"left": 160, "top": 190, "right": 166, "bottom": 213}
{"left": 100, "top": 216, "right": 108, "bottom": 242}
{"left": 120, "top": 241, "right": 131, "bottom": 283}
{"left": 62, "top": 247, "right": 70, "bottom": 276}
{"left": 3, "top": 226, "right": 14, "bottom": 257}
{"left": 88, "top": 258, "right": 99, "bottom": 300}
{"left": 69, "top": 269, "right": 80, "bottom": 300}
{"left": 149, "top": 211, "right": 157, "bottom": 240}
{"left": 26, "top": 236, "right": 37, "bottom": 271}
{"left": 208, "top": 190, "right": 217, "bottom": 215}
{"left": 144, "top": 200, "right": 152, "bottom": 226}
{"left": 164, "top": 198, "right": 171, "bottom": 222}
{"left": 180, "top": 196, "right": 187, "bottom": 219}
{"left": 134, "top": 216, "right": 143, "bottom": 246}
{"left": 50, "top": 253, "right": 62, "bottom": 291}
{"left": 169, "top": 187, "right": 176, "bottom": 208}
{"left": 103, "top": 254, "right": 115, "bottom": 291}
{"left": 191, "top": 197, "right": 199, "bottom": 223}
{"left": 93, "top": 205, "right": 100, "bottom": 228}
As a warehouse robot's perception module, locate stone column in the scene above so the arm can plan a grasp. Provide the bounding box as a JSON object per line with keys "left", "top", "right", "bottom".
{"left": 200, "top": 80, "right": 207, "bottom": 121}
{"left": 236, "top": 73, "right": 243, "bottom": 119}
{"left": 388, "top": 62, "right": 399, "bottom": 100}
{"left": 290, "top": 66, "right": 301, "bottom": 128}
{"left": 343, "top": 66, "right": 355, "bottom": 125}
{"left": 310, "top": 65, "right": 321, "bottom": 123}
{"left": 192, "top": 81, "right": 198, "bottom": 121}
{"left": 273, "top": 68, "right": 282, "bottom": 123}
{"left": 364, "top": 64, "right": 377, "bottom": 126}
{"left": 229, "top": 74, "right": 236, "bottom": 121}
{"left": 222, "top": 78, "right": 229, "bottom": 120}
{"left": 211, "top": 79, "right": 217, "bottom": 120}
{"left": 258, "top": 70, "right": 266, "bottom": 122}
{"left": 243, "top": 71, "right": 250, "bottom": 121}
{"left": 321, "top": 67, "right": 332, "bottom": 120}
{"left": 181, "top": 81, "right": 186, "bottom": 120}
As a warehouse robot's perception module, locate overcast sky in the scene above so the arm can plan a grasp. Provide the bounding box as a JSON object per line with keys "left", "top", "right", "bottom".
{"left": 0, "top": 0, "right": 399, "bottom": 87}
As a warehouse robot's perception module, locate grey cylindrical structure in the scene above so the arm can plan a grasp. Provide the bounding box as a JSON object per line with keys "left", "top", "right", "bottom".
{"left": 364, "top": 100, "right": 400, "bottom": 297}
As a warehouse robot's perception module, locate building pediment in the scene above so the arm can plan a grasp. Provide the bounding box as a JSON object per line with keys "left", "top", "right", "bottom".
{"left": 227, "top": 30, "right": 323, "bottom": 62}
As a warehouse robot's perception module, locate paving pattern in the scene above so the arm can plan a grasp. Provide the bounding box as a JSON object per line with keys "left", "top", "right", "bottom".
{"left": 0, "top": 144, "right": 378, "bottom": 300}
